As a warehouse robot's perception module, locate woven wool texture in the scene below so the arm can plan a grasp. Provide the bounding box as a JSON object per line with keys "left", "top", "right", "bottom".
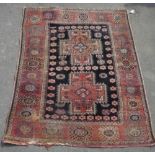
{"left": 3, "top": 8, "right": 155, "bottom": 147}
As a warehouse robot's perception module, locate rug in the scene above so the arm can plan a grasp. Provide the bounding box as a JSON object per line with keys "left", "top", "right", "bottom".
{"left": 3, "top": 8, "right": 155, "bottom": 147}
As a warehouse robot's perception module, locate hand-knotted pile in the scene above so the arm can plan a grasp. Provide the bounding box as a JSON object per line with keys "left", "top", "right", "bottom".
{"left": 3, "top": 8, "right": 155, "bottom": 147}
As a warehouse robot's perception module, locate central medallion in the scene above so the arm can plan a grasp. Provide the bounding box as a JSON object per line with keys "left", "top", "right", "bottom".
{"left": 60, "top": 30, "right": 102, "bottom": 65}
{"left": 73, "top": 43, "right": 87, "bottom": 53}
{"left": 76, "top": 87, "right": 89, "bottom": 98}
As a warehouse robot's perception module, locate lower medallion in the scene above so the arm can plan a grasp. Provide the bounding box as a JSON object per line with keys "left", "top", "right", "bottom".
{"left": 58, "top": 72, "right": 106, "bottom": 114}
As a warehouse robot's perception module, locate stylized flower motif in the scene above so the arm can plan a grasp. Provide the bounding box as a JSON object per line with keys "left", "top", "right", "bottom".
{"left": 50, "top": 49, "right": 56, "bottom": 53}
{"left": 110, "top": 86, "right": 117, "bottom": 91}
{"left": 100, "top": 65, "right": 106, "bottom": 70}
{"left": 25, "top": 84, "right": 36, "bottom": 92}
{"left": 85, "top": 66, "right": 91, "bottom": 70}
{"left": 50, "top": 37, "right": 57, "bottom": 41}
{"left": 111, "top": 116, "right": 118, "bottom": 121}
{"left": 27, "top": 73, "right": 37, "bottom": 80}
{"left": 122, "top": 60, "right": 130, "bottom": 67}
{"left": 129, "top": 128, "right": 141, "bottom": 137}
{"left": 94, "top": 32, "right": 102, "bottom": 38}
{"left": 30, "top": 49, "right": 39, "bottom": 55}
{"left": 50, "top": 43, "right": 57, "bottom": 47}
{"left": 96, "top": 54, "right": 103, "bottom": 59}
{"left": 71, "top": 26, "right": 76, "bottom": 29}
{"left": 73, "top": 43, "right": 87, "bottom": 53}
{"left": 90, "top": 26, "right": 95, "bottom": 29}
{"left": 105, "top": 47, "right": 111, "bottom": 51}
{"left": 45, "top": 114, "right": 50, "bottom": 119}
{"left": 19, "top": 124, "right": 32, "bottom": 135}
{"left": 114, "top": 15, "right": 121, "bottom": 23}
{"left": 107, "top": 60, "right": 113, "bottom": 64}
{"left": 47, "top": 100, "right": 54, "bottom": 105}
{"left": 102, "top": 28, "right": 108, "bottom": 32}
{"left": 111, "top": 94, "right": 118, "bottom": 99}
{"left": 50, "top": 61, "right": 56, "bottom": 66}
{"left": 31, "top": 37, "right": 42, "bottom": 45}
{"left": 64, "top": 66, "right": 70, "bottom": 71}
{"left": 73, "top": 127, "right": 89, "bottom": 138}
{"left": 110, "top": 78, "right": 116, "bottom": 83}
{"left": 92, "top": 66, "right": 98, "bottom": 70}
{"left": 70, "top": 115, "right": 78, "bottom": 120}
{"left": 56, "top": 74, "right": 65, "bottom": 80}
{"left": 99, "top": 73, "right": 107, "bottom": 79}
{"left": 58, "top": 26, "right": 65, "bottom": 30}
{"left": 48, "top": 79, "right": 55, "bottom": 84}
{"left": 103, "top": 129, "right": 115, "bottom": 137}
{"left": 78, "top": 66, "right": 84, "bottom": 71}
{"left": 97, "top": 60, "right": 105, "bottom": 65}
{"left": 84, "top": 26, "right": 89, "bottom": 29}
{"left": 108, "top": 65, "right": 114, "bottom": 70}
{"left": 106, "top": 54, "right": 112, "bottom": 58}
{"left": 47, "top": 93, "right": 55, "bottom": 98}
{"left": 96, "top": 26, "right": 101, "bottom": 30}
{"left": 49, "top": 72, "right": 56, "bottom": 76}
{"left": 19, "top": 95, "right": 37, "bottom": 106}
{"left": 56, "top": 67, "right": 63, "bottom": 71}
{"left": 103, "top": 116, "right": 110, "bottom": 121}
{"left": 59, "top": 60, "right": 67, "bottom": 66}
{"left": 61, "top": 115, "right": 69, "bottom": 120}
{"left": 127, "top": 87, "right": 136, "bottom": 94}
{"left": 30, "top": 15, "right": 41, "bottom": 24}
{"left": 120, "top": 48, "right": 127, "bottom": 54}
{"left": 49, "top": 67, "right": 55, "bottom": 71}
{"left": 20, "top": 109, "right": 32, "bottom": 118}
{"left": 87, "top": 115, "right": 94, "bottom": 121}
{"left": 112, "top": 101, "right": 118, "bottom": 106}
{"left": 95, "top": 116, "right": 102, "bottom": 121}
{"left": 65, "top": 26, "right": 70, "bottom": 29}
{"left": 50, "top": 56, "right": 57, "bottom": 60}
{"left": 76, "top": 88, "right": 89, "bottom": 98}
{"left": 128, "top": 101, "right": 137, "bottom": 108}
{"left": 109, "top": 71, "right": 115, "bottom": 75}
{"left": 51, "top": 114, "right": 59, "bottom": 119}
{"left": 104, "top": 35, "right": 110, "bottom": 39}
{"left": 110, "top": 108, "right": 117, "bottom": 113}
{"left": 71, "top": 66, "right": 77, "bottom": 71}
{"left": 63, "top": 13, "right": 69, "bottom": 20}
{"left": 78, "top": 26, "right": 83, "bottom": 29}
{"left": 79, "top": 115, "right": 86, "bottom": 120}
{"left": 130, "top": 114, "right": 140, "bottom": 121}
{"left": 58, "top": 33, "right": 65, "bottom": 38}
{"left": 50, "top": 29, "right": 57, "bottom": 33}
{"left": 46, "top": 106, "right": 53, "bottom": 112}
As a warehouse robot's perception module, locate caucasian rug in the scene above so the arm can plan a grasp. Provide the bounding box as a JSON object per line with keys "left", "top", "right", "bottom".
{"left": 3, "top": 8, "right": 155, "bottom": 147}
